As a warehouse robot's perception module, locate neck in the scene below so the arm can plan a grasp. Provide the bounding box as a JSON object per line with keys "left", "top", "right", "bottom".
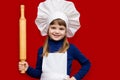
{"left": 48, "top": 37, "right": 64, "bottom": 53}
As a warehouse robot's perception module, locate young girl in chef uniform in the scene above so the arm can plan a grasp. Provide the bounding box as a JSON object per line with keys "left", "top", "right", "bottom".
{"left": 19, "top": 0, "right": 91, "bottom": 80}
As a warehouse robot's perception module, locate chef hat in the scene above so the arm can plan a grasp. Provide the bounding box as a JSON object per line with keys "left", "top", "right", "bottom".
{"left": 35, "top": 0, "right": 80, "bottom": 37}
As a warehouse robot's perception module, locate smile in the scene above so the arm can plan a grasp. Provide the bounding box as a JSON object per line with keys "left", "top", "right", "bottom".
{"left": 52, "top": 34, "right": 61, "bottom": 37}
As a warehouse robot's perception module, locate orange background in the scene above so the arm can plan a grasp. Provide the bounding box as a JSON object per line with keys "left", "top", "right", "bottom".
{"left": 0, "top": 0, "right": 120, "bottom": 80}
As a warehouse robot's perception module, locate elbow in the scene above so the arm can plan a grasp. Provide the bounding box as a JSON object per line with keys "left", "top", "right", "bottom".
{"left": 86, "top": 60, "right": 91, "bottom": 70}
{"left": 82, "top": 60, "right": 91, "bottom": 71}
{"left": 87, "top": 60, "right": 91, "bottom": 69}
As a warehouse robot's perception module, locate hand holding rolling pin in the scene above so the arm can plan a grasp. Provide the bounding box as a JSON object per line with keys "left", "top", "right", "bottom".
{"left": 19, "top": 5, "right": 27, "bottom": 73}
{"left": 19, "top": 61, "right": 29, "bottom": 72}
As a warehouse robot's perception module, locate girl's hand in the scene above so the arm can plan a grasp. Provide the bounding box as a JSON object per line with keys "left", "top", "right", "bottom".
{"left": 69, "top": 76, "right": 76, "bottom": 80}
{"left": 18, "top": 61, "right": 29, "bottom": 72}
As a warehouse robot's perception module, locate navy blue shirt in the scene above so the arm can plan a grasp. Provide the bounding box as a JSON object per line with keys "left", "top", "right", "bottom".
{"left": 26, "top": 39, "right": 91, "bottom": 80}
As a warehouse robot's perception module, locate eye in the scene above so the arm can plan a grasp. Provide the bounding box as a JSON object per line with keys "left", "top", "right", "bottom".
{"left": 59, "top": 28, "right": 65, "bottom": 30}
{"left": 50, "top": 26, "right": 56, "bottom": 29}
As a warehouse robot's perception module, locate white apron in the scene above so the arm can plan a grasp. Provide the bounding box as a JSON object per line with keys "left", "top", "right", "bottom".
{"left": 41, "top": 52, "right": 69, "bottom": 80}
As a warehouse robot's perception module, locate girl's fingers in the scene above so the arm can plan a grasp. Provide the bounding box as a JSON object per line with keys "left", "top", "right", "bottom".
{"left": 18, "top": 61, "right": 29, "bottom": 71}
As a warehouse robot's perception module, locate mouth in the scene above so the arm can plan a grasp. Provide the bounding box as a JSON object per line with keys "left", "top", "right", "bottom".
{"left": 52, "top": 34, "right": 61, "bottom": 38}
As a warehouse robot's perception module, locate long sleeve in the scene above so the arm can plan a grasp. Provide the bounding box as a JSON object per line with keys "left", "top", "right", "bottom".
{"left": 68, "top": 44, "right": 91, "bottom": 80}
{"left": 26, "top": 47, "right": 43, "bottom": 79}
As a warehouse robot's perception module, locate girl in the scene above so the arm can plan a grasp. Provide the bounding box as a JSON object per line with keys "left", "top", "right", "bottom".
{"left": 19, "top": 0, "right": 91, "bottom": 80}
{"left": 19, "top": 18, "right": 91, "bottom": 80}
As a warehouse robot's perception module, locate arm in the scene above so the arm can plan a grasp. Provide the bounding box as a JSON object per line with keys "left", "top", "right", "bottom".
{"left": 71, "top": 44, "right": 91, "bottom": 80}
{"left": 26, "top": 47, "right": 43, "bottom": 79}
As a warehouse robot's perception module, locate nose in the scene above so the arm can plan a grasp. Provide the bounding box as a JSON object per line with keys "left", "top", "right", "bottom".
{"left": 55, "top": 29, "right": 60, "bottom": 33}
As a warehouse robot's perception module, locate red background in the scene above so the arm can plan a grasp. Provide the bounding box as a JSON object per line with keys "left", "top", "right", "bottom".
{"left": 0, "top": 0, "right": 120, "bottom": 80}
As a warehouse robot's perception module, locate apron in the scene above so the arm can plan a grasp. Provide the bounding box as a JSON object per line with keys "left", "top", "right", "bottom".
{"left": 41, "top": 52, "right": 69, "bottom": 80}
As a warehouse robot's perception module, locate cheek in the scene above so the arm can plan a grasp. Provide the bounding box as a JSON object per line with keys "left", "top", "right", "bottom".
{"left": 61, "top": 31, "right": 66, "bottom": 35}
{"left": 48, "top": 29, "right": 53, "bottom": 34}
{"left": 49, "top": 30, "right": 54, "bottom": 34}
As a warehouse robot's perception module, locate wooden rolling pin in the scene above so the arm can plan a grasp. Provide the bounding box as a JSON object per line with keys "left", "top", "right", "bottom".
{"left": 19, "top": 5, "right": 26, "bottom": 74}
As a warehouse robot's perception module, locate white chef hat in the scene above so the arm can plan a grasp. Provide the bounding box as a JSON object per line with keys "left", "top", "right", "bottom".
{"left": 35, "top": 0, "right": 80, "bottom": 37}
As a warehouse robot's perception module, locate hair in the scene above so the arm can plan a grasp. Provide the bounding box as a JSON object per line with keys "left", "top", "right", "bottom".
{"left": 42, "top": 18, "right": 69, "bottom": 57}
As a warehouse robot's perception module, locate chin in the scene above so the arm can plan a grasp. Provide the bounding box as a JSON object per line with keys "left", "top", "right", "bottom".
{"left": 51, "top": 37, "right": 63, "bottom": 41}
{"left": 52, "top": 38, "right": 61, "bottom": 41}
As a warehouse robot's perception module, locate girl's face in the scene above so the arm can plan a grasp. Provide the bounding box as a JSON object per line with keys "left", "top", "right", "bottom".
{"left": 48, "top": 23, "right": 66, "bottom": 41}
